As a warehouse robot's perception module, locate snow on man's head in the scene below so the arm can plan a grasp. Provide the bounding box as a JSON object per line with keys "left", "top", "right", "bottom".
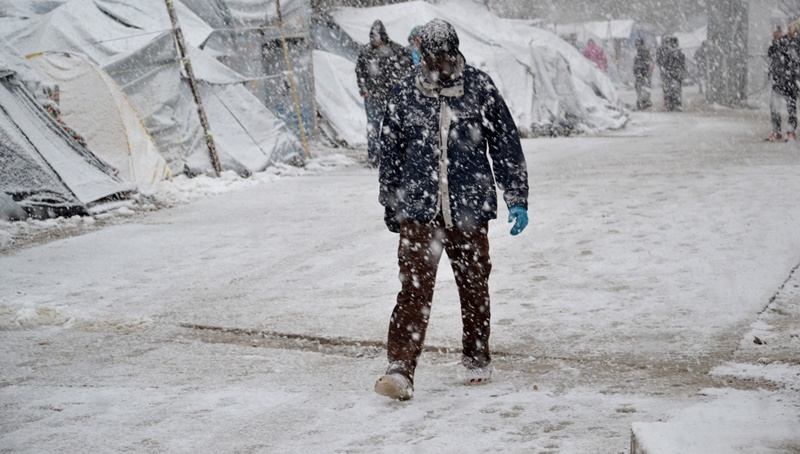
{"left": 419, "top": 19, "right": 459, "bottom": 58}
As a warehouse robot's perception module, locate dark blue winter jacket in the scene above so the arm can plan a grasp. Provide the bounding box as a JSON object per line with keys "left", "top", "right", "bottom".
{"left": 379, "top": 61, "right": 528, "bottom": 231}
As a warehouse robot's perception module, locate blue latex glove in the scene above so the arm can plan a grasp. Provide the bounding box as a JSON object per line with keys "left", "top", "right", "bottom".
{"left": 508, "top": 206, "right": 528, "bottom": 236}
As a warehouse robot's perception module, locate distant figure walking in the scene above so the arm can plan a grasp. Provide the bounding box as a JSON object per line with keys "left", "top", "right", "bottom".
{"left": 633, "top": 38, "right": 653, "bottom": 110}
{"left": 766, "top": 26, "right": 797, "bottom": 142}
{"left": 656, "top": 36, "right": 686, "bottom": 111}
{"left": 355, "top": 20, "right": 413, "bottom": 167}
{"left": 582, "top": 39, "right": 608, "bottom": 72}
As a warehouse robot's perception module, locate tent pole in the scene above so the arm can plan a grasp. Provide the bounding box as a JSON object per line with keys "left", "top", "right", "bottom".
{"left": 276, "top": 0, "right": 311, "bottom": 159}
{"left": 305, "top": 5, "right": 320, "bottom": 144}
{"left": 164, "top": 0, "right": 222, "bottom": 176}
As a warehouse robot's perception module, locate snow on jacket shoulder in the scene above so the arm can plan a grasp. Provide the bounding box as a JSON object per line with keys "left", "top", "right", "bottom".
{"left": 379, "top": 65, "right": 528, "bottom": 230}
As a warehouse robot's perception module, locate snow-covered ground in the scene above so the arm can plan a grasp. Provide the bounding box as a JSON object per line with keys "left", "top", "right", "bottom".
{"left": 1, "top": 88, "right": 799, "bottom": 452}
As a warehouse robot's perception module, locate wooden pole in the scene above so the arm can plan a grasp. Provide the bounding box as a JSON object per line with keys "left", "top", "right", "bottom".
{"left": 275, "top": 0, "right": 311, "bottom": 159}
{"left": 164, "top": 0, "right": 223, "bottom": 176}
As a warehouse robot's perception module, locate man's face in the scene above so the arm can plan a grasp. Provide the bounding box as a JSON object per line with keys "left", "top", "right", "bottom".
{"left": 370, "top": 30, "right": 384, "bottom": 48}
{"left": 776, "top": 30, "right": 784, "bottom": 41}
{"left": 424, "top": 51, "right": 458, "bottom": 82}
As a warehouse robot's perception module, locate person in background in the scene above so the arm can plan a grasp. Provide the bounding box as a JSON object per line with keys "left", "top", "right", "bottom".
{"left": 656, "top": 36, "right": 686, "bottom": 111}
{"left": 355, "top": 20, "right": 413, "bottom": 167}
{"left": 786, "top": 23, "right": 800, "bottom": 112}
{"left": 582, "top": 38, "right": 608, "bottom": 72}
{"left": 766, "top": 26, "right": 797, "bottom": 142}
{"left": 408, "top": 25, "right": 423, "bottom": 67}
{"left": 375, "top": 19, "right": 529, "bottom": 401}
{"left": 633, "top": 38, "right": 653, "bottom": 110}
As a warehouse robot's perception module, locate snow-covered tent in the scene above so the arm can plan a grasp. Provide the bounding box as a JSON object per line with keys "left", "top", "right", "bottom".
{"left": 0, "top": 65, "right": 134, "bottom": 218}
{"left": 1, "top": 0, "right": 305, "bottom": 176}
{"left": 102, "top": 32, "right": 305, "bottom": 175}
{"left": 181, "top": 0, "right": 317, "bottom": 141}
{"left": 26, "top": 52, "right": 171, "bottom": 190}
{"left": 310, "top": 16, "right": 364, "bottom": 146}
{"left": 313, "top": 50, "right": 367, "bottom": 147}
{"left": 327, "top": 0, "right": 627, "bottom": 140}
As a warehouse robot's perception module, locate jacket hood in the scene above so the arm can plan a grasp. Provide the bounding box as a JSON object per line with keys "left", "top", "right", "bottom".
{"left": 370, "top": 20, "right": 390, "bottom": 45}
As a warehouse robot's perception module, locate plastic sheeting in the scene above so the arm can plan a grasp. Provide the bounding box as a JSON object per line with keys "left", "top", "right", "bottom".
{"left": 103, "top": 31, "right": 304, "bottom": 175}
{"left": 0, "top": 72, "right": 134, "bottom": 214}
{"left": 27, "top": 52, "right": 171, "bottom": 190}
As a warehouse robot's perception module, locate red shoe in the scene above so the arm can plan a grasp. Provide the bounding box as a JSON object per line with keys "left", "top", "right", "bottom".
{"left": 786, "top": 132, "right": 796, "bottom": 142}
{"left": 767, "top": 132, "right": 783, "bottom": 142}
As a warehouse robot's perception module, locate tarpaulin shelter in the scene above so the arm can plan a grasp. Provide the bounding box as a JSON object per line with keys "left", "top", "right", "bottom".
{"left": 26, "top": 52, "right": 171, "bottom": 190}
{"left": 0, "top": 63, "right": 134, "bottom": 217}
{"left": 183, "top": 0, "right": 317, "bottom": 142}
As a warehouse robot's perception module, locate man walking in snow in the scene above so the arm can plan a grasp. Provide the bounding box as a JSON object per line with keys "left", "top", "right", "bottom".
{"left": 356, "top": 20, "right": 413, "bottom": 167}
{"left": 767, "top": 26, "right": 798, "bottom": 142}
{"left": 375, "top": 19, "right": 529, "bottom": 401}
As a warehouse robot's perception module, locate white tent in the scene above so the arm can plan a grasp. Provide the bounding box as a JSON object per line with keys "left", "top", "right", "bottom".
{"left": 26, "top": 52, "right": 171, "bottom": 190}
{"left": 0, "top": 65, "right": 134, "bottom": 217}
{"left": 313, "top": 50, "right": 367, "bottom": 147}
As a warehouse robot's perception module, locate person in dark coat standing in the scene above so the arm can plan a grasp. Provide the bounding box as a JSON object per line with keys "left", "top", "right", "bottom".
{"left": 656, "top": 36, "right": 686, "bottom": 111}
{"left": 633, "top": 38, "right": 653, "bottom": 110}
{"left": 767, "top": 26, "right": 797, "bottom": 141}
{"left": 374, "top": 19, "right": 529, "bottom": 401}
{"left": 355, "top": 20, "right": 413, "bottom": 167}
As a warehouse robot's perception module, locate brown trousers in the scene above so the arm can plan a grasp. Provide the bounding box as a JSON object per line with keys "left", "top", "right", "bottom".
{"left": 386, "top": 215, "right": 492, "bottom": 384}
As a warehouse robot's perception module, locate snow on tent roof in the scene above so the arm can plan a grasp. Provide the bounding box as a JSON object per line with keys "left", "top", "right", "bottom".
{"left": 0, "top": 68, "right": 134, "bottom": 217}
{"left": 329, "top": 0, "right": 627, "bottom": 138}
{"left": 26, "top": 52, "right": 171, "bottom": 190}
